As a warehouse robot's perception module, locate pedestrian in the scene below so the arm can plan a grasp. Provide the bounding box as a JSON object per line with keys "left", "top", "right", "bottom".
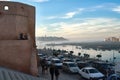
{"left": 45, "top": 63, "right": 48, "bottom": 73}
{"left": 41, "top": 58, "right": 46, "bottom": 74}
{"left": 19, "top": 33, "right": 24, "bottom": 40}
{"left": 49, "top": 64, "right": 55, "bottom": 80}
{"left": 55, "top": 67, "right": 60, "bottom": 80}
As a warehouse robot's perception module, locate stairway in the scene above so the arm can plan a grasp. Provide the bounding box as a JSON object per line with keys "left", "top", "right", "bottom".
{"left": 0, "top": 67, "right": 47, "bottom": 80}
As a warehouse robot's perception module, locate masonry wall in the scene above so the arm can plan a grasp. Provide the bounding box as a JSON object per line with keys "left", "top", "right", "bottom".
{"left": 0, "top": 1, "right": 35, "bottom": 41}
{"left": 0, "top": 40, "right": 32, "bottom": 73}
{"left": 0, "top": 1, "right": 38, "bottom": 76}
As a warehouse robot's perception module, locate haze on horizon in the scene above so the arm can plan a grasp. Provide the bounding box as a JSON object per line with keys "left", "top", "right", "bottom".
{"left": 3, "top": 0, "right": 120, "bottom": 41}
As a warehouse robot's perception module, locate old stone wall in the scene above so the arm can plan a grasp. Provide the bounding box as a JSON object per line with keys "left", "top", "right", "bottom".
{"left": 0, "top": 40, "right": 32, "bottom": 74}
{"left": 0, "top": 1, "right": 38, "bottom": 76}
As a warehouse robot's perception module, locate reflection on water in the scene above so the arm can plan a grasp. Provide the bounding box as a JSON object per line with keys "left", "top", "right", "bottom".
{"left": 36, "top": 41, "right": 120, "bottom": 62}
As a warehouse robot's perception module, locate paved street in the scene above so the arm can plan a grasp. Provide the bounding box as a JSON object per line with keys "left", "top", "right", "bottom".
{"left": 38, "top": 67, "right": 85, "bottom": 80}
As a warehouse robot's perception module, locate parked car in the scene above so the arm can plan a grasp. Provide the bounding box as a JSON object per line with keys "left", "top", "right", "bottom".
{"left": 58, "top": 55, "right": 64, "bottom": 60}
{"left": 62, "top": 58, "right": 74, "bottom": 63}
{"left": 62, "top": 62, "right": 80, "bottom": 73}
{"left": 92, "top": 61, "right": 115, "bottom": 76}
{"left": 73, "top": 58, "right": 81, "bottom": 63}
{"left": 46, "top": 58, "right": 51, "bottom": 66}
{"left": 51, "top": 58, "right": 62, "bottom": 69}
{"left": 77, "top": 61, "right": 91, "bottom": 69}
{"left": 78, "top": 67, "right": 105, "bottom": 80}
{"left": 38, "top": 53, "right": 44, "bottom": 59}
{"left": 107, "top": 73, "right": 120, "bottom": 80}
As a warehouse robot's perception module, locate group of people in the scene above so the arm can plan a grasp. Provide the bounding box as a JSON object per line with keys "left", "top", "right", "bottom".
{"left": 40, "top": 58, "right": 60, "bottom": 80}
{"left": 19, "top": 33, "right": 28, "bottom": 40}
{"left": 49, "top": 64, "right": 60, "bottom": 80}
{"left": 40, "top": 58, "right": 48, "bottom": 74}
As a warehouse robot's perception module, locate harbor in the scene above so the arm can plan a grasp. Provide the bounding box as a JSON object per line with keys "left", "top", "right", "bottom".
{"left": 0, "top": 0, "right": 120, "bottom": 80}
{"left": 37, "top": 41, "right": 120, "bottom": 80}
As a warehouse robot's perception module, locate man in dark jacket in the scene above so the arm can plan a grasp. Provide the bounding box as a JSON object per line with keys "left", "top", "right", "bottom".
{"left": 55, "top": 67, "right": 60, "bottom": 80}
{"left": 49, "top": 64, "right": 55, "bottom": 80}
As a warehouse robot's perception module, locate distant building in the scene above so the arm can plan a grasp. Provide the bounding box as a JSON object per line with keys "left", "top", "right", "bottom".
{"left": 0, "top": 1, "right": 38, "bottom": 76}
{"left": 104, "top": 37, "right": 120, "bottom": 42}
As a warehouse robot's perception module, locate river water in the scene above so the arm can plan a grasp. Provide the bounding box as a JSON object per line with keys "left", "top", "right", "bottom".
{"left": 36, "top": 41, "right": 120, "bottom": 63}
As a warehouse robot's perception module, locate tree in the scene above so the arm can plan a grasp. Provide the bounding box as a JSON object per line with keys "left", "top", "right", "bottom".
{"left": 83, "top": 53, "right": 90, "bottom": 59}
{"left": 57, "top": 49, "right": 61, "bottom": 54}
{"left": 69, "top": 51, "right": 74, "bottom": 58}
{"left": 78, "top": 52, "right": 81, "bottom": 57}
{"left": 96, "top": 54, "right": 102, "bottom": 60}
{"left": 53, "top": 49, "right": 58, "bottom": 57}
{"left": 70, "top": 51, "right": 73, "bottom": 55}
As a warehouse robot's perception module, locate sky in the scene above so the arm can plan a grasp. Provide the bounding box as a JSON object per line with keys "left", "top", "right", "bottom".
{"left": 1, "top": 0, "right": 120, "bottom": 41}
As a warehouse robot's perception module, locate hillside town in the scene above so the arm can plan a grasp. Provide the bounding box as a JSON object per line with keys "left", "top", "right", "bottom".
{"left": 105, "top": 37, "right": 120, "bottom": 42}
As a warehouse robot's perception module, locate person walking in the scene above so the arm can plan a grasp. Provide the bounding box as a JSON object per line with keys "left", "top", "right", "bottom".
{"left": 55, "top": 67, "right": 60, "bottom": 80}
{"left": 41, "top": 58, "right": 46, "bottom": 74}
{"left": 49, "top": 64, "right": 55, "bottom": 80}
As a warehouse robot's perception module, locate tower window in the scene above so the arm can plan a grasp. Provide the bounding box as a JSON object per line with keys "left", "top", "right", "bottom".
{"left": 4, "top": 6, "right": 9, "bottom": 10}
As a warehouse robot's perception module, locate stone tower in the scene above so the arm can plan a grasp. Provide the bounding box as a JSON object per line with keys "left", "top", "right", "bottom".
{"left": 0, "top": 1, "right": 38, "bottom": 76}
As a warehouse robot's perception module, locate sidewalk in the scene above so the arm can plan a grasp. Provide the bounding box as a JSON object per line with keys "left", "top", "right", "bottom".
{"left": 38, "top": 66, "right": 81, "bottom": 80}
{"left": 38, "top": 66, "right": 50, "bottom": 80}
{"left": 38, "top": 66, "right": 66, "bottom": 80}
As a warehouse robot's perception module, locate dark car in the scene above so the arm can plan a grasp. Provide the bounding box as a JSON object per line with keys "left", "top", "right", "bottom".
{"left": 77, "top": 61, "right": 91, "bottom": 69}
{"left": 107, "top": 73, "right": 120, "bottom": 80}
{"left": 92, "top": 61, "right": 115, "bottom": 76}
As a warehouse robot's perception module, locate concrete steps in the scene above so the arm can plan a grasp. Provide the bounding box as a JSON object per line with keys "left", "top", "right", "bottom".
{"left": 0, "top": 67, "right": 46, "bottom": 80}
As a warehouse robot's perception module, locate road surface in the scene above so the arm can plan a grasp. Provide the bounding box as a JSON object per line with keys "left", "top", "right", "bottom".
{"left": 38, "top": 67, "right": 85, "bottom": 80}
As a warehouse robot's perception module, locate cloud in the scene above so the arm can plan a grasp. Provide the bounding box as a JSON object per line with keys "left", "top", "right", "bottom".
{"left": 44, "top": 3, "right": 118, "bottom": 21}
{"left": 84, "top": 3, "right": 116, "bottom": 12}
{"left": 36, "top": 18, "right": 120, "bottom": 41}
{"left": 36, "top": 25, "right": 48, "bottom": 36}
{"left": 112, "top": 6, "right": 120, "bottom": 13}
{"left": 61, "top": 12, "right": 78, "bottom": 19}
{"left": 61, "top": 8, "right": 84, "bottom": 19}
{"left": 87, "top": 5, "right": 105, "bottom": 12}
{"left": 46, "top": 16, "right": 58, "bottom": 19}
{"left": 45, "top": 3, "right": 116, "bottom": 20}
{"left": 0, "top": 0, "right": 11, "bottom": 1}
{"left": 45, "top": 8, "right": 84, "bottom": 20}
{"left": 29, "top": 0, "right": 49, "bottom": 2}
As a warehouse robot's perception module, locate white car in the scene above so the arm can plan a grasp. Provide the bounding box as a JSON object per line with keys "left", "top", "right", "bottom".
{"left": 62, "top": 62, "right": 80, "bottom": 73}
{"left": 62, "top": 58, "right": 74, "bottom": 63}
{"left": 51, "top": 58, "right": 62, "bottom": 69}
{"left": 79, "top": 67, "right": 105, "bottom": 80}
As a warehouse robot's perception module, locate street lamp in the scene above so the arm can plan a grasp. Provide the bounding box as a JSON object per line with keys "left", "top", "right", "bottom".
{"left": 113, "top": 50, "right": 116, "bottom": 64}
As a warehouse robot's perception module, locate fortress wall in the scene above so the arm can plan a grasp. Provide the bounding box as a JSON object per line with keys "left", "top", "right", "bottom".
{"left": 0, "top": 40, "right": 32, "bottom": 74}
{"left": 27, "top": 6, "right": 36, "bottom": 46}
{"left": 0, "top": 1, "right": 38, "bottom": 76}
{"left": 0, "top": 2, "right": 35, "bottom": 42}
{"left": 0, "top": 2, "right": 17, "bottom": 40}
